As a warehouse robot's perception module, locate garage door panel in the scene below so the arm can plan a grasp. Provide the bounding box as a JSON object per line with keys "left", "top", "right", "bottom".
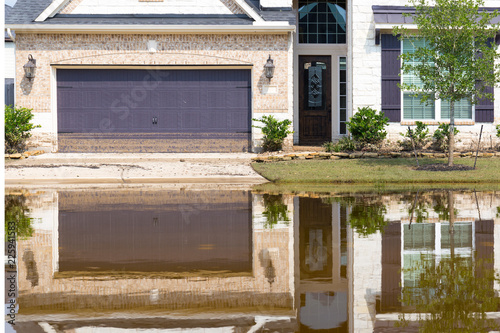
{"left": 58, "top": 69, "right": 251, "bottom": 152}
{"left": 207, "top": 91, "right": 226, "bottom": 108}
{"left": 102, "top": 91, "right": 125, "bottom": 109}
{"left": 182, "top": 112, "right": 201, "bottom": 130}
{"left": 229, "top": 112, "right": 250, "bottom": 130}
{"left": 152, "top": 90, "right": 178, "bottom": 109}
{"left": 204, "top": 112, "right": 228, "bottom": 130}
{"left": 131, "top": 110, "right": 155, "bottom": 130}
{"left": 82, "top": 111, "right": 107, "bottom": 131}
{"left": 176, "top": 71, "right": 201, "bottom": 86}
{"left": 111, "top": 111, "right": 137, "bottom": 130}
{"left": 128, "top": 83, "right": 152, "bottom": 108}
{"left": 82, "top": 91, "right": 102, "bottom": 108}
{"left": 59, "top": 111, "right": 83, "bottom": 132}
{"left": 58, "top": 90, "right": 82, "bottom": 109}
{"left": 227, "top": 91, "right": 249, "bottom": 108}
{"left": 158, "top": 112, "right": 179, "bottom": 130}
{"left": 179, "top": 91, "right": 200, "bottom": 108}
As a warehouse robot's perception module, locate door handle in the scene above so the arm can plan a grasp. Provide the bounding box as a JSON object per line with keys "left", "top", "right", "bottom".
{"left": 152, "top": 117, "right": 158, "bottom": 125}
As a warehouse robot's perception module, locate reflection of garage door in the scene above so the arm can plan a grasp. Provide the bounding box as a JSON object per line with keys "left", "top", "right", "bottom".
{"left": 57, "top": 69, "right": 251, "bottom": 153}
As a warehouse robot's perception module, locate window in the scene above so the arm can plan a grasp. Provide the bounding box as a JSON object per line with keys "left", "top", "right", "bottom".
{"left": 339, "top": 57, "right": 347, "bottom": 134}
{"left": 298, "top": 0, "right": 346, "bottom": 44}
{"left": 402, "top": 37, "right": 472, "bottom": 121}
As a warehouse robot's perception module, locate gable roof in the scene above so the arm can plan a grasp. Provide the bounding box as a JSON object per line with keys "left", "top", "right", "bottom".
{"left": 5, "top": 0, "right": 294, "bottom": 32}
{"left": 34, "top": 0, "right": 265, "bottom": 23}
{"left": 5, "top": 0, "right": 52, "bottom": 25}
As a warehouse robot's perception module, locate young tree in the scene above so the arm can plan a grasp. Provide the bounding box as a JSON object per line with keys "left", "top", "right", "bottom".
{"left": 394, "top": 0, "right": 500, "bottom": 166}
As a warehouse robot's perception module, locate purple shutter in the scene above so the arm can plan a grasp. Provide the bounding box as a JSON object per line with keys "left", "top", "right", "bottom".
{"left": 475, "top": 85, "right": 494, "bottom": 122}
{"left": 381, "top": 34, "right": 401, "bottom": 122}
{"left": 475, "top": 37, "right": 495, "bottom": 123}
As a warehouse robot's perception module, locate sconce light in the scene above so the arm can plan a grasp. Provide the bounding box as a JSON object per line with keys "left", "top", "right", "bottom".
{"left": 23, "top": 54, "right": 37, "bottom": 80}
{"left": 264, "top": 54, "right": 275, "bottom": 82}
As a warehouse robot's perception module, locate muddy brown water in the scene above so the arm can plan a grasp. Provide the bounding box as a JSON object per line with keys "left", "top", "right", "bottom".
{"left": 5, "top": 187, "right": 500, "bottom": 332}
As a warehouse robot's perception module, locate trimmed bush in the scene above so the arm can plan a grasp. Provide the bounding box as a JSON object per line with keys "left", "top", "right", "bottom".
{"left": 323, "top": 136, "right": 358, "bottom": 152}
{"left": 399, "top": 121, "right": 430, "bottom": 150}
{"left": 346, "top": 107, "right": 388, "bottom": 145}
{"left": 432, "top": 123, "right": 459, "bottom": 152}
{"left": 5, "top": 105, "right": 40, "bottom": 154}
{"left": 252, "top": 115, "right": 293, "bottom": 151}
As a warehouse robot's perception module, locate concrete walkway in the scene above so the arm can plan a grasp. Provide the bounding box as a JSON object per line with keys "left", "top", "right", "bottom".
{"left": 5, "top": 153, "right": 268, "bottom": 186}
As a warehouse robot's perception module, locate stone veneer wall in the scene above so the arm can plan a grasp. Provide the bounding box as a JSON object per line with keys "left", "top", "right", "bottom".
{"left": 15, "top": 33, "right": 292, "bottom": 152}
{"left": 349, "top": 0, "right": 500, "bottom": 148}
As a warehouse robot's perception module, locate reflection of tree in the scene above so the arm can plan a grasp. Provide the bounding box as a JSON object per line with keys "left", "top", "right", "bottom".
{"left": 399, "top": 256, "right": 499, "bottom": 333}
{"left": 431, "top": 192, "right": 459, "bottom": 222}
{"left": 262, "top": 194, "right": 290, "bottom": 229}
{"left": 349, "top": 203, "right": 388, "bottom": 237}
{"left": 399, "top": 190, "right": 499, "bottom": 332}
{"left": 323, "top": 196, "right": 388, "bottom": 236}
{"left": 5, "top": 195, "right": 35, "bottom": 241}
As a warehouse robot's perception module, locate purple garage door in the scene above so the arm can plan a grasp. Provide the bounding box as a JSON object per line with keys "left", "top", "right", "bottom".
{"left": 57, "top": 69, "right": 251, "bottom": 153}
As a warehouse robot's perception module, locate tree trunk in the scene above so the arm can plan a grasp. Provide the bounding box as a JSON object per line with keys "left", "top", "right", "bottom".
{"left": 448, "top": 190, "right": 455, "bottom": 261}
{"left": 448, "top": 99, "right": 455, "bottom": 166}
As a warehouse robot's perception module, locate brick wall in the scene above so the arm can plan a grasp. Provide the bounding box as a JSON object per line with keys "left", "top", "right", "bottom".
{"left": 15, "top": 32, "right": 292, "bottom": 152}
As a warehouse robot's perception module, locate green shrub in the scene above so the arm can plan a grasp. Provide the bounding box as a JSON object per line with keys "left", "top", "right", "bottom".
{"left": 323, "top": 141, "right": 335, "bottom": 152}
{"left": 323, "top": 136, "right": 358, "bottom": 152}
{"left": 399, "top": 121, "right": 430, "bottom": 150}
{"left": 432, "top": 123, "right": 459, "bottom": 152}
{"left": 5, "top": 105, "right": 40, "bottom": 153}
{"left": 496, "top": 124, "right": 500, "bottom": 138}
{"left": 252, "top": 115, "right": 293, "bottom": 151}
{"left": 346, "top": 107, "right": 388, "bottom": 145}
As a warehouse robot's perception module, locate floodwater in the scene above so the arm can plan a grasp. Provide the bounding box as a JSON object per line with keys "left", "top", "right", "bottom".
{"left": 4, "top": 187, "right": 500, "bottom": 332}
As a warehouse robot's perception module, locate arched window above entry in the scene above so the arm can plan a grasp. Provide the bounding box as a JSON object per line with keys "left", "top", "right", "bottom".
{"left": 298, "top": 0, "right": 347, "bottom": 44}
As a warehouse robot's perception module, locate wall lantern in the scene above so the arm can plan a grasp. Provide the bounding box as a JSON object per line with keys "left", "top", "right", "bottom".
{"left": 23, "top": 54, "right": 37, "bottom": 80}
{"left": 264, "top": 54, "right": 275, "bottom": 81}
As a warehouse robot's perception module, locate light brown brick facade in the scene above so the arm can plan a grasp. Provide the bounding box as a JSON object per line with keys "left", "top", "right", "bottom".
{"left": 15, "top": 32, "right": 291, "bottom": 151}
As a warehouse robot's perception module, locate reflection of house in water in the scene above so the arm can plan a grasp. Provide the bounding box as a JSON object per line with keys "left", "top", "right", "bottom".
{"left": 15, "top": 189, "right": 297, "bottom": 332}
{"left": 13, "top": 189, "right": 500, "bottom": 332}
{"left": 295, "top": 197, "right": 349, "bottom": 332}
{"left": 15, "top": 189, "right": 352, "bottom": 332}
{"left": 357, "top": 191, "right": 500, "bottom": 332}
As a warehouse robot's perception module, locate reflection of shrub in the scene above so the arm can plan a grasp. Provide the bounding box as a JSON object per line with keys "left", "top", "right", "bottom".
{"left": 329, "top": 196, "right": 388, "bottom": 236}
{"left": 262, "top": 194, "right": 290, "bottom": 229}
{"left": 5, "top": 105, "right": 40, "bottom": 153}
{"left": 252, "top": 115, "right": 293, "bottom": 152}
{"left": 346, "top": 107, "right": 388, "bottom": 145}
{"left": 5, "top": 195, "right": 35, "bottom": 241}
{"left": 399, "top": 121, "right": 430, "bottom": 151}
{"left": 349, "top": 203, "right": 388, "bottom": 237}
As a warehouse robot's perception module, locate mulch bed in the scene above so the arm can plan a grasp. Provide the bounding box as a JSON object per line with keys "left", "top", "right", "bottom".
{"left": 415, "top": 163, "right": 475, "bottom": 171}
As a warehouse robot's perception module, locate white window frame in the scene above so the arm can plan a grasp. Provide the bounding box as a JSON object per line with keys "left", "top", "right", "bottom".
{"left": 400, "top": 38, "right": 475, "bottom": 122}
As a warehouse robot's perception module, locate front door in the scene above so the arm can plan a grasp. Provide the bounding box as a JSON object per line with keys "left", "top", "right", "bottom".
{"left": 299, "top": 55, "right": 332, "bottom": 145}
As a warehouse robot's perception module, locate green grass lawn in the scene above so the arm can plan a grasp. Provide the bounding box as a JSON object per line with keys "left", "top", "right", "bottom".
{"left": 251, "top": 158, "right": 500, "bottom": 184}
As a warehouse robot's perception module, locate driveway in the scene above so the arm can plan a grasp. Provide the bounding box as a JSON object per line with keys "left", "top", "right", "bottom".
{"left": 5, "top": 153, "right": 267, "bottom": 186}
